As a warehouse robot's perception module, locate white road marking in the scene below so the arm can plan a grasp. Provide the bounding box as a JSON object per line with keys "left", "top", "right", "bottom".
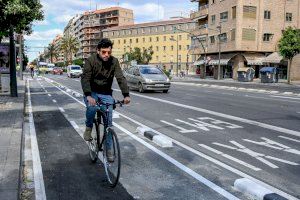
{"left": 48, "top": 94, "right": 51, "bottom": 97}
{"left": 188, "top": 118, "right": 224, "bottom": 130}
{"left": 199, "top": 117, "right": 243, "bottom": 129}
{"left": 52, "top": 99, "right": 57, "bottom": 103}
{"left": 44, "top": 77, "right": 299, "bottom": 200}
{"left": 278, "top": 135, "right": 300, "bottom": 143}
{"left": 70, "top": 121, "right": 79, "bottom": 129}
{"left": 175, "top": 119, "right": 210, "bottom": 131}
{"left": 113, "top": 89, "right": 300, "bottom": 137}
{"left": 244, "top": 95, "right": 300, "bottom": 103}
{"left": 160, "top": 120, "right": 198, "bottom": 133}
{"left": 114, "top": 124, "right": 240, "bottom": 200}
{"left": 270, "top": 95, "right": 300, "bottom": 100}
{"left": 58, "top": 107, "right": 65, "bottom": 113}
{"left": 265, "top": 156, "right": 299, "bottom": 166}
{"left": 199, "top": 144, "right": 261, "bottom": 171}
{"left": 27, "top": 80, "right": 47, "bottom": 200}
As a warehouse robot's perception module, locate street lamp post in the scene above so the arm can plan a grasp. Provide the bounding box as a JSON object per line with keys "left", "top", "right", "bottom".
{"left": 217, "top": 24, "right": 222, "bottom": 80}
{"left": 170, "top": 35, "right": 179, "bottom": 77}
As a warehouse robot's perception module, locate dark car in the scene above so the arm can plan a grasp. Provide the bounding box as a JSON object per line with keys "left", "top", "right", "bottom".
{"left": 52, "top": 67, "right": 63, "bottom": 75}
{"left": 124, "top": 65, "right": 171, "bottom": 93}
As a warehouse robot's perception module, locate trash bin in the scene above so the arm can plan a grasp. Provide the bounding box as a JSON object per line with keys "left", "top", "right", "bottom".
{"left": 237, "top": 67, "right": 255, "bottom": 82}
{"left": 260, "top": 67, "right": 278, "bottom": 83}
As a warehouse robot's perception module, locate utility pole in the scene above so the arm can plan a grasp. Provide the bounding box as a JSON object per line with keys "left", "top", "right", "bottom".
{"left": 217, "top": 23, "right": 221, "bottom": 80}
{"left": 19, "top": 34, "right": 23, "bottom": 80}
{"left": 9, "top": 26, "right": 18, "bottom": 97}
{"left": 176, "top": 34, "right": 179, "bottom": 77}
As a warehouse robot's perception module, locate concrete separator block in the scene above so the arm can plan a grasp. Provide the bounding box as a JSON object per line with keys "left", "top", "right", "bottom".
{"left": 144, "top": 131, "right": 157, "bottom": 140}
{"left": 153, "top": 135, "right": 173, "bottom": 148}
{"left": 136, "top": 126, "right": 152, "bottom": 135}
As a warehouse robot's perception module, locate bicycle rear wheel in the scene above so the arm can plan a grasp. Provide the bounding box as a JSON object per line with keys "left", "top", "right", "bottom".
{"left": 88, "top": 121, "right": 99, "bottom": 163}
{"left": 103, "top": 128, "right": 121, "bottom": 187}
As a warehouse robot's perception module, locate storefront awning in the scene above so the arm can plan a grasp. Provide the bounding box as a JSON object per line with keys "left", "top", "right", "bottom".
{"left": 237, "top": 67, "right": 254, "bottom": 72}
{"left": 263, "top": 52, "right": 283, "bottom": 64}
{"left": 193, "top": 60, "right": 204, "bottom": 65}
{"left": 243, "top": 54, "right": 265, "bottom": 66}
{"left": 208, "top": 59, "right": 231, "bottom": 65}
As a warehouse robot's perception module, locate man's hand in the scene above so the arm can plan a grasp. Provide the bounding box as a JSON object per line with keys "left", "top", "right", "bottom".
{"left": 123, "top": 96, "right": 131, "bottom": 104}
{"left": 87, "top": 96, "right": 96, "bottom": 106}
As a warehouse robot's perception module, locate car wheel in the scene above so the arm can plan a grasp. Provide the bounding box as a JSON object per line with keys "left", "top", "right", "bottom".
{"left": 138, "top": 83, "right": 144, "bottom": 93}
{"left": 163, "top": 90, "right": 169, "bottom": 93}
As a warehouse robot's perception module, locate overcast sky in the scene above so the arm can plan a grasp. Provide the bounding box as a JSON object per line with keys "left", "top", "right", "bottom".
{"left": 25, "top": 0, "right": 197, "bottom": 62}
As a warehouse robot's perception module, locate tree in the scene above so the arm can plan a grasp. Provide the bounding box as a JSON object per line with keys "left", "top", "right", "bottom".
{"left": 60, "top": 35, "right": 79, "bottom": 65}
{"left": 45, "top": 43, "right": 58, "bottom": 63}
{"left": 278, "top": 27, "right": 300, "bottom": 84}
{"left": 123, "top": 46, "right": 154, "bottom": 64}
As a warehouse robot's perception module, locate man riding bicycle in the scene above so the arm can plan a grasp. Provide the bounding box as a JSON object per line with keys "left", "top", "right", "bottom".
{"left": 81, "top": 38, "right": 130, "bottom": 161}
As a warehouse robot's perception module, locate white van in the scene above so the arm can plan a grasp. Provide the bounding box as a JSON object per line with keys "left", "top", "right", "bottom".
{"left": 67, "top": 65, "right": 83, "bottom": 78}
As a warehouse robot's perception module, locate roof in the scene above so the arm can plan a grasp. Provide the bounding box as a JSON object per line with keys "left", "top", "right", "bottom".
{"left": 102, "top": 18, "right": 193, "bottom": 31}
{"left": 263, "top": 52, "right": 283, "bottom": 64}
{"left": 237, "top": 67, "right": 254, "bottom": 72}
{"left": 83, "top": 7, "right": 132, "bottom": 15}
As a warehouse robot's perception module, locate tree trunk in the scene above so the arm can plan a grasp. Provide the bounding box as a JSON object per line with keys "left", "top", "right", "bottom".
{"left": 9, "top": 26, "right": 18, "bottom": 97}
{"left": 287, "top": 58, "right": 291, "bottom": 84}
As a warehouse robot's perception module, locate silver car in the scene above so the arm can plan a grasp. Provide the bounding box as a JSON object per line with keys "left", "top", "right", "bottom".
{"left": 124, "top": 65, "right": 171, "bottom": 93}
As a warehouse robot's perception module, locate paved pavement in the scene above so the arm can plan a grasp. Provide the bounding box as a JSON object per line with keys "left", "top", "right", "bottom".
{"left": 0, "top": 78, "right": 25, "bottom": 200}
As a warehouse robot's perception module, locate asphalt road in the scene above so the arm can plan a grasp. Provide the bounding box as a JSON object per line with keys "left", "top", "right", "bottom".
{"left": 26, "top": 74, "right": 300, "bottom": 200}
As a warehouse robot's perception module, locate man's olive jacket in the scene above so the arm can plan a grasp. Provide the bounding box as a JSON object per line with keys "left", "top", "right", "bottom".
{"left": 81, "top": 54, "right": 129, "bottom": 97}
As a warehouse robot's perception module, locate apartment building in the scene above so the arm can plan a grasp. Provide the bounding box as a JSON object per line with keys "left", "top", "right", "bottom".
{"left": 51, "top": 34, "right": 64, "bottom": 64}
{"left": 67, "top": 7, "right": 134, "bottom": 59}
{"left": 190, "top": 0, "right": 300, "bottom": 79}
{"left": 102, "top": 18, "right": 196, "bottom": 73}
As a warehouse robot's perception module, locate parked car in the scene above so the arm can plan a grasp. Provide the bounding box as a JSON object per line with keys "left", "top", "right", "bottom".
{"left": 52, "top": 67, "right": 63, "bottom": 75}
{"left": 124, "top": 65, "right": 171, "bottom": 93}
{"left": 67, "top": 65, "right": 83, "bottom": 78}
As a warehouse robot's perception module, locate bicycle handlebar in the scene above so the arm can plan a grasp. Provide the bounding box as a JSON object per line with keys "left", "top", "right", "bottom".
{"left": 96, "top": 100, "right": 124, "bottom": 108}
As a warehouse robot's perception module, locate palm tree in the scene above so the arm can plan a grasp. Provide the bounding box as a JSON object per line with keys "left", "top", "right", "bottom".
{"left": 60, "top": 35, "right": 79, "bottom": 65}
{"left": 45, "top": 43, "right": 58, "bottom": 63}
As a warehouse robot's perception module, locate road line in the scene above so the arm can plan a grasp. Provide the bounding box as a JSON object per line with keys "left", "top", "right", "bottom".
{"left": 48, "top": 94, "right": 51, "bottom": 97}
{"left": 70, "top": 121, "right": 79, "bottom": 129}
{"left": 114, "top": 123, "right": 240, "bottom": 200}
{"left": 278, "top": 135, "right": 300, "bottom": 143}
{"left": 52, "top": 99, "right": 57, "bottom": 103}
{"left": 160, "top": 120, "right": 197, "bottom": 133}
{"left": 213, "top": 143, "right": 237, "bottom": 150}
{"left": 270, "top": 95, "right": 300, "bottom": 100}
{"left": 44, "top": 77, "right": 299, "bottom": 200}
{"left": 58, "top": 107, "right": 65, "bottom": 113}
{"left": 113, "top": 89, "right": 300, "bottom": 137}
{"left": 265, "top": 156, "right": 299, "bottom": 166}
{"left": 244, "top": 94, "right": 300, "bottom": 103}
{"left": 27, "top": 80, "right": 47, "bottom": 200}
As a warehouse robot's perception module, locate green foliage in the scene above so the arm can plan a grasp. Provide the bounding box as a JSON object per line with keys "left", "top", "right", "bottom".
{"left": 60, "top": 35, "right": 79, "bottom": 65}
{"left": 0, "top": 0, "right": 44, "bottom": 41}
{"left": 73, "top": 58, "right": 84, "bottom": 67}
{"left": 278, "top": 27, "right": 300, "bottom": 60}
{"left": 123, "top": 46, "right": 154, "bottom": 64}
{"left": 45, "top": 43, "right": 58, "bottom": 63}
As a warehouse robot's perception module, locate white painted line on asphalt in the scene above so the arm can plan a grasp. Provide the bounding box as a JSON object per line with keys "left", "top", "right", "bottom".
{"left": 48, "top": 94, "right": 51, "bottom": 97}
{"left": 213, "top": 143, "right": 237, "bottom": 150}
{"left": 278, "top": 135, "right": 300, "bottom": 143}
{"left": 270, "top": 95, "right": 300, "bottom": 100}
{"left": 27, "top": 80, "right": 47, "bottom": 200}
{"left": 58, "top": 107, "right": 65, "bottom": 113}
{"left": 244, "top": 94, "right": 300, "bottom": 103}
{"left": 45, "top": 77, "right": 299, "bottom": 200}
{"left": 114, "top": 123, "right": 240, "bottom": 200}
{"left": 199, "top": 144, "right": 261, "bottom": 171}
{"left": 265, "top": 156, "right": 299, "bottom": 166}
{"left": 282, "top": 92, "right": 294, "bottom": 95}
{"left": 160, "top": 120, "right": 198, "bottom": 133}
{"left": 234, "top": 178, "right": 273, "bottom": 200}
{"left": 52, "top": 99, "right": 57, "bottom": 103}
{"left": 113, "top": 89, "right": 300, "bottom": 137}
{"left": 70, "top": 121, "right": 79, "bottom": 129}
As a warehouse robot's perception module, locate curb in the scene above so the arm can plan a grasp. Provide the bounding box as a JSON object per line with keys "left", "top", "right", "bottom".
{"left": 234, "top": 178, "right": 288, "bottom": 200}
{"left": 136, "top": 127, "right": 173, "bottom": 148}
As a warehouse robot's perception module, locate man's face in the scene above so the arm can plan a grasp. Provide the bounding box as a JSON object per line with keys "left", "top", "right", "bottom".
{"left": 97, "top": 47, "right": 112, "bottom": 61}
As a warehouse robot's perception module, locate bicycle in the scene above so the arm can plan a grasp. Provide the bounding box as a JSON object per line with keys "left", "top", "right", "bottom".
{"left": 88, "top": 100, "right": 123, "bottom": 187}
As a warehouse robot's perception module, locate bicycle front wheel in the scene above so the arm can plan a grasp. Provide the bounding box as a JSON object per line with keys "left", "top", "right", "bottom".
{"left": 88, "top": 121, "right": 99, "bottom": 163}
{"left": 103, "top": 128, "right": 121, "bottom": 187}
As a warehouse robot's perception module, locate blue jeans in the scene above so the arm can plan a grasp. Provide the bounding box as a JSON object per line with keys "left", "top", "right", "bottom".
{"left": 84, "top": 92, "right": 114, "bottom": 148}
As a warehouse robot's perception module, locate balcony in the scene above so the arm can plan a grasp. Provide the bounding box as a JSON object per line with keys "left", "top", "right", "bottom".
{"left": 190, "top": 4, "right": 208, "bottom": 21}
{"left": 190, "top": 24, "right": 208, "bottom": 36}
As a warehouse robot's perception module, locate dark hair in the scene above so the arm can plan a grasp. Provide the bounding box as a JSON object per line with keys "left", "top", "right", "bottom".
{"left": 97, "top": 38, "right": 113, "bottom": 50}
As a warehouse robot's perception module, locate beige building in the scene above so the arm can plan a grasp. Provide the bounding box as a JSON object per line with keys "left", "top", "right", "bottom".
{"left": 190, "top": 0, "right": 300, "bottom": 80}
{"left": 102, "top": 18, "right": 196, "bottom": 74}
{"left": 67, "top": 7, "right": 134, "bottom": 59}
{"left": 51, "top": 34, "right": 64, "bottom": 64}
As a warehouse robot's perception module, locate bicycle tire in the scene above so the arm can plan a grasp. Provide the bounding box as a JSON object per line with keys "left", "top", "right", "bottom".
{"left": 88, "top": 121, "right": 99, "bottom": 163}
{"left": 103, "top": 128, "right": 121, "bottom": 187}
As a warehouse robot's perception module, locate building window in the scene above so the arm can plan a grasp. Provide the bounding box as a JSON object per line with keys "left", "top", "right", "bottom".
{"left": 124, "top": 39, "right": 126, "bottom": 44}
{"left": 118, "top": 39, "right": 120, "bottom": 44}
{"left": 156, "top": 46, "right": 159, "bottom": 51}
{"left": 232, "top": 6, "right": 236, "bottom": 19}
{"left": 164, "top": 36, "right": 166, "bottom": 41}
{"left": 211, "top": 15, "right": 216, "bottom": 24}
{"left": 129, "top": 39, "right": 132, "bottom": 43}
{"left": 231, "top": 29, "right": 236, "bottom": 41}
{"left": 243, "top": 6, "right": 257, "bottom": 19}
{"left": 264, "top": 10, "right": 271, "bottom": 19}
{"left": 136, "top": 38, "right": 138, "bottom": 43}
{"left": 263, "top": 33, "right": 273, "bottom": 41}
{"left": 143, "top": 38, "right": 145, "bottom": 42}
{"left": 286, "top": 13, "right": 292, "bottom": 21}
{"left": 179, "top": 35, "right": 182, "bottom": 40}
{"left": 163, "top": 46, "right": 166, "bottom": 51}
{"left": 210, "top": 36, "right": 215, "bottom": 44}
{"left": 171, "top": 46, "right": 174, "bottom": 51}
{"left": 187, "top": 45, "right": 190, "bottom": 50}
{"left": 156, "top": 56, "right": 159, "bottom": 61}
{"left": 162, "top": 26, "right": 166, "bottom": 32}
{"left": 156, "top": 36, "right": 159, "bottom": 42}
{"left": 220, "top": 11, "right": 228, "bottom": 22}
{"left": 212, "top": 0, "right": 215, "bottom": 4}
{"left": 219, "top": 33, "right": 227, "bottom": 42}
{"left": 142, "top": 28, "right": 145, "bottom": 33}
{"left": 149, "top": 37, "right": 152, "bottom": 42}
{"left": 155, "top": 27, "right": 158, "bottom": 32}
{"left": 242, "top": 28, "right": 256, "bottom": 41}
{"left": 179, "top": 45, "right": 182, "bottom": 50}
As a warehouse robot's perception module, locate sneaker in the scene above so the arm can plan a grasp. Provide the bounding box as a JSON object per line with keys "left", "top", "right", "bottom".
{"left": 84, "top": 127, "right": 92, "bottom": 141}
{"left": 106, "top": 149, "right": 114, "bottom": 162}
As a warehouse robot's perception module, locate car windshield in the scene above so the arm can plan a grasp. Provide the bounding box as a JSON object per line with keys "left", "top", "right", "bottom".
{"left": 140, "top": 67, "right": 162, "bottom": 75}
{"left": 71, "top": 66, "right": 81, "bottom": 70}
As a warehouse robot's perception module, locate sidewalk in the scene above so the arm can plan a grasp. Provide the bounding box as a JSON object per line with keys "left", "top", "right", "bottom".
{"left": 171, "top": 75, "right": 300, "bottom": 93}
{"left": 0, "top": 78, "right": 25, "bottom": 200}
